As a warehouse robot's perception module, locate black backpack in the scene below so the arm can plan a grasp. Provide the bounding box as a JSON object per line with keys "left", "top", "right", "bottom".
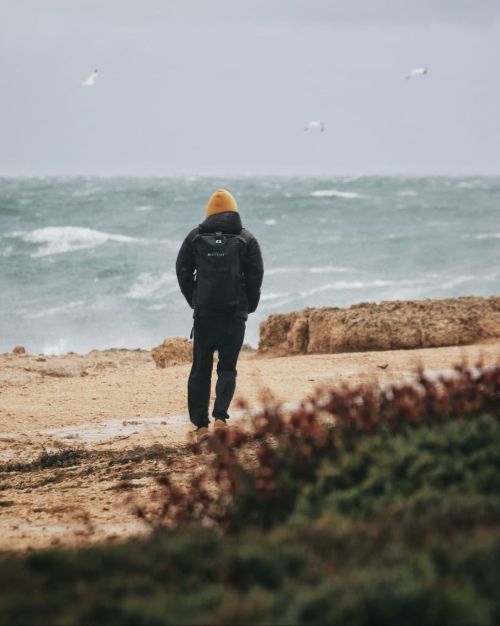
{"left": 192, "top": 229, "right": 247, "bottom": 308}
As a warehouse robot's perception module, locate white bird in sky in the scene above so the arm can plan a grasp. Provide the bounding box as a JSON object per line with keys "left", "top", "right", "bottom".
{"left": 304, "top": 120, "right": 325, "bottom": 132}
{"left": 81, "top": 69, "right": 98, "bottom": 87}
{"left": 405, "top": 67, "right": 428, "bottom": 80}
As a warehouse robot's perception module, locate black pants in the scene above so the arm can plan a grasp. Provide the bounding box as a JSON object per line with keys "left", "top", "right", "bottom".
{"left": 188, "top": 315, "right": 246, "bottom": 428}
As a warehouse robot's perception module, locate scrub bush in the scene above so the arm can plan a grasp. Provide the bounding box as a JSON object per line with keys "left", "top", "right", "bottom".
{"left": 1, "top": 365, "right": 499, "bottom": 625}
{"left": 139, "top": 364, "right": 500, "bottom": 531}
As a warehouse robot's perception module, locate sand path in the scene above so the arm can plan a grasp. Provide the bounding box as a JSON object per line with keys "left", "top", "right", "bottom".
{"left": 1, "top": 341, "right": 499, "bottom": 552}
{"left": 1, "top": 341, "right": 500, "bottom": 457}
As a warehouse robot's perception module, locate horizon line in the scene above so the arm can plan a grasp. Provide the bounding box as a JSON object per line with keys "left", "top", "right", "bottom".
{"left": 1, "top": 171, "right": 499, "bottom": 179}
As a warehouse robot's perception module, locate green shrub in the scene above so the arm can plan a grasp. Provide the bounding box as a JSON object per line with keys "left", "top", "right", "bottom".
{"left": 1, "top": 366, "right": 499, "bottom": 625}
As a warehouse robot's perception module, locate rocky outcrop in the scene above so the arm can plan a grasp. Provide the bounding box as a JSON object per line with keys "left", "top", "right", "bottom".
{"left": 152, "top": 337, "right": 192, "bottom": 368}
{"left": 258, "top": 296, "right": 500, "bottom": 355}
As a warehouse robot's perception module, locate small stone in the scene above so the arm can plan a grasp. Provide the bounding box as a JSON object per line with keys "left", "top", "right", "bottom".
{"left": 12, "top": 345, "right": 26, "bottom": 355}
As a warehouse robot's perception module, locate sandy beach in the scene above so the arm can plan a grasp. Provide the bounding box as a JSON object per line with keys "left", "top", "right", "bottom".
{"left": 1, "top": 338, "right": 500, "bottom": 552}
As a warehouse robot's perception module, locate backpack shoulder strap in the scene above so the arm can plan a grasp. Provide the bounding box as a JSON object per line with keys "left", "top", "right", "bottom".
{"left": 191, "top": 226, "right": 202, "bottom": 245}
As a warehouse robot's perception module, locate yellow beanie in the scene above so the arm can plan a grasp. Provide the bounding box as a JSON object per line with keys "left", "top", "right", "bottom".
{"left": 205, "top": 189, "right": 238, "bottom": 218}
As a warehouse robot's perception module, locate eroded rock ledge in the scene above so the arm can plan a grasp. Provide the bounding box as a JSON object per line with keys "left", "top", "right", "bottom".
{"left": 152, "top": 337, "right": 192, "bottom": 368}
{"left": 258, "top": 296, "right": 500, "bottom": 355}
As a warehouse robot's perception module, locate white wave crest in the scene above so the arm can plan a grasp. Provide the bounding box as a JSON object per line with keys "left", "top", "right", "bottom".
{"left": 309, "top": 265, "right": 360, "bottom": 274}
{"left": 310, "top": 189, "right": 364, "bottom": 199}
{"left": 440, "top": 275, "right": 476, "bottom": 288}
{"left": 260, "top": 292, "right": 291, "bottom": 301}
{"left": 126, "top": 272, "right": 177, "bottom": 300}
{"left": 264, "top": 218, "right": 277, "bottom": 226}
{"left": 300, "top": 279, "right": 396, "bottom": 297}
{"left": 266, "top": 267, "right": 302, "bottom": 276}
{"left": 72, "top": 187, "right": 101, "bottom": 197}
{"left": 267, "top": 266, "right": 360, "bottom": 276}
{"left": 9, "top": 226, "right": 138, "bottom": 257}
{"left": 469, "top": 233, "right": 500, "bottom": 240}
{"left": 397, "top": 189, "right": 418, "bottom": 197}
{"left": 157, "top": 238, "right": 182, "bottom": 250}
{"left": 24, "top": 300, "right": 84, "bottom": 320}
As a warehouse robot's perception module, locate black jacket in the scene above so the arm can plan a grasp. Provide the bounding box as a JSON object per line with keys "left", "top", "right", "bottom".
{"left": 176, "top": 211, "right": 264, "bottom": 319}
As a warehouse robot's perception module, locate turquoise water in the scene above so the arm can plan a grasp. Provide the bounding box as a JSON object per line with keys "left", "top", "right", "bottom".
{"left": 1, "top": 176, "right": 499, "bottom": 354}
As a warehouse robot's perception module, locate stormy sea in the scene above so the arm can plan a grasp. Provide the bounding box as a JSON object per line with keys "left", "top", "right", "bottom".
{"left": 1, "top": 175, "right": 499, "bottom": 353}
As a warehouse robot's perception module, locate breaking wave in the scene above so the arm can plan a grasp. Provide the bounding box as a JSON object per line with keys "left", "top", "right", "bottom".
{"left": 24, "top": 300, "right": 84, "bottom": 320}
{"left": 467, "top": 233, "right": 500, "bottom": 241}
{"left": 8, "top": 227, "right": 139, "bottom": 257}
{"left": 267, "top": 266, "right": 359, "bottom": 276}
{"left": 299, "top": 278, "right": 431, "bottom": 298}
{"left": 310, "top": 189, "right": 364, "bottom": 199}
{"left": 126, "top": 272, "right": 177, "bottom": 300}
{"left": 260, "top": 292, "right": 291, "bottom": 301}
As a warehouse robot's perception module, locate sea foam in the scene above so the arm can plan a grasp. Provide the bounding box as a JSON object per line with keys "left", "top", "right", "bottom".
{"left": 300, "top": 280, "right": 396, "bottom": 297}
{"left": 267, "top": 266, "right": 358, "bottom": 276}
{"left": 310, "top": 189, "right": 364, "bottom": 199}
{"left": 260, "top": 292, "right": 291, "bottom": 301}
{"left": 309, "top": 266, "right": 360, "bottom": 274}
{"left": 471, "top": 233, "right": 500, "bottom": 240}
{"left": 9, "top": 226, "right": 138, "bottom": 257}
{"left": 24, "top": 300, "right": 84, "bottom": 320}
{"left": 126, "top": 272, "right": 177, "bottom": 300}
{"left": 460, "top": 232, "right": 500, "bottom": 241}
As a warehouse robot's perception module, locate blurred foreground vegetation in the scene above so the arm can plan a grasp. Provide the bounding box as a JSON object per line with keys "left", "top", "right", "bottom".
{"left": 1, "top": 367, "right": 499, "bottom": 625}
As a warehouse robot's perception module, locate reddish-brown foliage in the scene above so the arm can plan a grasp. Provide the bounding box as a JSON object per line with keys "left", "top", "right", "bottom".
{"left": 136, "top": 364, "right": 500, "bottom": 530}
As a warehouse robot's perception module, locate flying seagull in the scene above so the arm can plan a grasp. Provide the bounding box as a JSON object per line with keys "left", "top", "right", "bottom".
{"left": 304, "top": 120, "right": 325, "bottom": 132}
{"left": 82, "top": 69, "right": 98, "bottom": 86}
{"left": 405, "top": 67, "right": 428, "bottom": 80}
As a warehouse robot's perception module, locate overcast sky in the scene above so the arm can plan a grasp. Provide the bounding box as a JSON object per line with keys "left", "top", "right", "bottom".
{"left": 1, "top": 0, "right": 499, "bottom": 176}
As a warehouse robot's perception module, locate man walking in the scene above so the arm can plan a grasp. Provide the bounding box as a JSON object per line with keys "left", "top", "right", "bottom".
{"left": 176, "top": 189, "right": 264, "bottom": 441}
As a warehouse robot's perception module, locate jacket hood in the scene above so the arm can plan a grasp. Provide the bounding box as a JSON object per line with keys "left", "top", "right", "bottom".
{"left": 199, "top": 211, "right": 243, "bottom": 234}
